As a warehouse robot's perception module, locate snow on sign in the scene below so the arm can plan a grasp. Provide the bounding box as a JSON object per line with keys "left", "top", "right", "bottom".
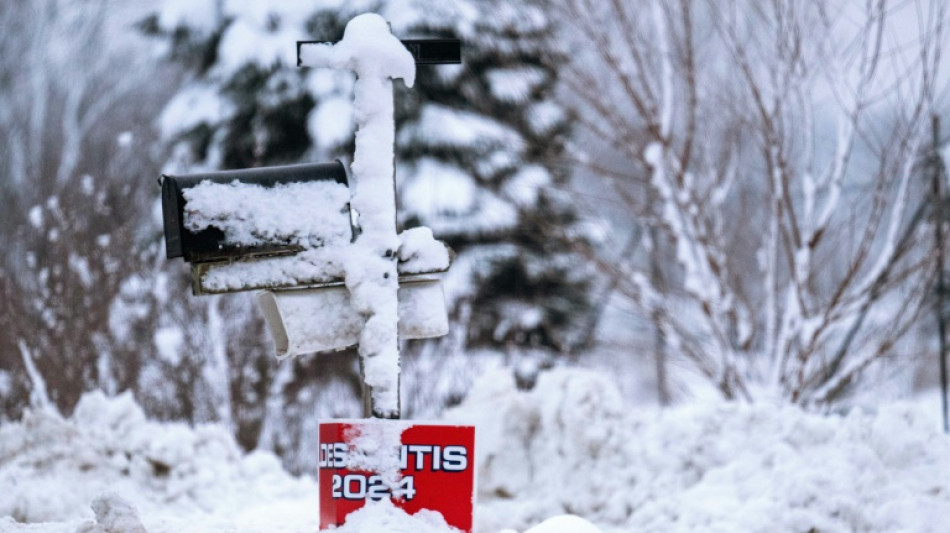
{"left": 319, "top": 420, "right": 476, "bottom": 532}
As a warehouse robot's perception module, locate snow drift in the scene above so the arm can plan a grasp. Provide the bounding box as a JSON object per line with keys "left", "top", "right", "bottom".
{"left": 453, "top": 368, "right": 950, "bottom": 532}
{"left": 0, "top": 391, "right": 318, "bottom": 532}
{"left": 2, "top": 369, "right": 949, "bottom": 532}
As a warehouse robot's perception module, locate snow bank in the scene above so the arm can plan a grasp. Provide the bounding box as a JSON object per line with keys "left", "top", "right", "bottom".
{"left": 3, "top": 371, "right": 948, "bottom": 533}
{"left": 75, "top": 493, "right": 147, "bottom": 533}
{"left": 331, "top": 499, "right": 459, "bottom": 533}
{"left": 449, "top": 368, "right": 950, "bottom": 533}
{"left": 0, "top": 391, "right": 318, "bottom": 532}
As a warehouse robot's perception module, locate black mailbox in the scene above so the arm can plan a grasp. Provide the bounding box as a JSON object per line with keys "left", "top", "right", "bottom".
{"left": 160, "top": 161, "right": 351, "bottom": 264}
{"left": 160, "top": 160, "right": 451, "bottom": 295}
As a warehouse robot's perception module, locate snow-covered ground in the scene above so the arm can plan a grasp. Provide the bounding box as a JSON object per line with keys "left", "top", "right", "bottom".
{"left": 2, "top": 368, "right": 949, "bottom": 533}
{"left": 457, "top": 369, "right": 950, "bottom": 532}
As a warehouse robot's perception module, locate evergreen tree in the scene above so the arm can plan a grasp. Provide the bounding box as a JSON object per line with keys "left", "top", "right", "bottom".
{"left": 398, "top": 0, "right": 593, "bottom": 356}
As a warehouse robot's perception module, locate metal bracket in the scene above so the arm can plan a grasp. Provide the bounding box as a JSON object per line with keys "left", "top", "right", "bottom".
{"left": 297, "top": 38, "right": 461, "bottom": 66}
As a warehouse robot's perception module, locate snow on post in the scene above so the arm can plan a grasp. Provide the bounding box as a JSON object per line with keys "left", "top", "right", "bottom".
{"left": 300, "top": 14, "right": 415, "bottom": 419}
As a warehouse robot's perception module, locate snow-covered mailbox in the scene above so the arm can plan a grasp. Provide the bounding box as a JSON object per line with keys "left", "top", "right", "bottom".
{"left": 160, "top": 161, "right": 349, "bottom": 271}
{"left": 159, "top": 160, "right": 451, "bottom": 358}
{"left": 162, "top": 13, "right": 473, "bottom": 531}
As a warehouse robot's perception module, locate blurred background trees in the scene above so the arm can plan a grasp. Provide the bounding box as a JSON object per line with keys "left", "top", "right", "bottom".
{"left": 0, "top": 0, "right": 174, "bottom": 418}
{"left": 554, "top": 0, "right": 948, "bottom": 405}
{"left": 0, "top": 0, "right": 948, "bottom": 473}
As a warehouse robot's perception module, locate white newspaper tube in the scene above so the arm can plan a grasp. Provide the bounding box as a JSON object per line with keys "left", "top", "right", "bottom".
{"left": 258, "top": 278, "right": 448, "bottom": 359}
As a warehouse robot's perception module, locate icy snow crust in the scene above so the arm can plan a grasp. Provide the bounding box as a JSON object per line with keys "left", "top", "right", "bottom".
{"left": 3, "top": 370, "right": 950, "bottom": 532}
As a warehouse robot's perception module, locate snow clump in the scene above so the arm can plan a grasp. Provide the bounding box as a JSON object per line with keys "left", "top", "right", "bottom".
{"left": 332, "top": 499, "right": 460, "bottom": 533}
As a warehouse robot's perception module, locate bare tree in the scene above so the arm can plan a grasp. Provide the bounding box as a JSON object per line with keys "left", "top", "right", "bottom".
{"left": 0, "top": 0, "right": 173, "bottom": 416}
{"left": 558, "top": 0, "right": 947, "bottom": 404}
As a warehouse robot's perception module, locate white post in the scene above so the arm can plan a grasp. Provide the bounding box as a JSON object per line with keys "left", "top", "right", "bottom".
{"left": 299, "top": 14, "right": 416, "bottom": 418}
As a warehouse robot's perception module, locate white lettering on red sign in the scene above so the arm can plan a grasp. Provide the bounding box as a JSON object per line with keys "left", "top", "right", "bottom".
{"left": 318, "top": 442, "right": 350, "bottom": 469}
{"left": 319, "top": 443, "right": 469, "bottom": 472}
{"left": 330, "top": 474, "right": 418, "bottom": 501}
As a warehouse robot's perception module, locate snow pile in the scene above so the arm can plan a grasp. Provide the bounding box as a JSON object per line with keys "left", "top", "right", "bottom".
{"left": 0, "top": 391, "right": 318, "bottom": 532}
{"left": 449, "top": 368, "right": 950, "bottom": 533}
{"left": 331, "top": 497, "right": 458, "bottom": 533}
{"left": 398, "top": 227, "right": 451, "bottom": 274}
{"left": 0, "top": 388, "right": 595, "bottom": 533}
{"left": 338, "top": 500, "right": 603, "bottom": 533}
{"left": 4, "top": 370, "right": 948, "bottom": 533}
{"left": 509, "top": 515, "right": 602, "bottom": 533}
{"left": 75, "top": 493, "right": 147, "bottom": 533}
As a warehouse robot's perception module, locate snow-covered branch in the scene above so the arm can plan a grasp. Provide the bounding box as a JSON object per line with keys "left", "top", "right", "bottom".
{"left": 18, "top": 341, "right": 54, "bottom": 414}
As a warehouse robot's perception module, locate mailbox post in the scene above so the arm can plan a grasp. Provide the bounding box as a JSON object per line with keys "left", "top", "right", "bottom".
{"left": 299, "top": 14, "right": 474, "bottom": 532}
{"left": 300, "top": 16, "right": 413, "bottom": 420}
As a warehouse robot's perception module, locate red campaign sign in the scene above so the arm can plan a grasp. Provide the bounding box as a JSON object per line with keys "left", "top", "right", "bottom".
{"left": 318, "top": 420, "right": 476, "bottom": 532}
